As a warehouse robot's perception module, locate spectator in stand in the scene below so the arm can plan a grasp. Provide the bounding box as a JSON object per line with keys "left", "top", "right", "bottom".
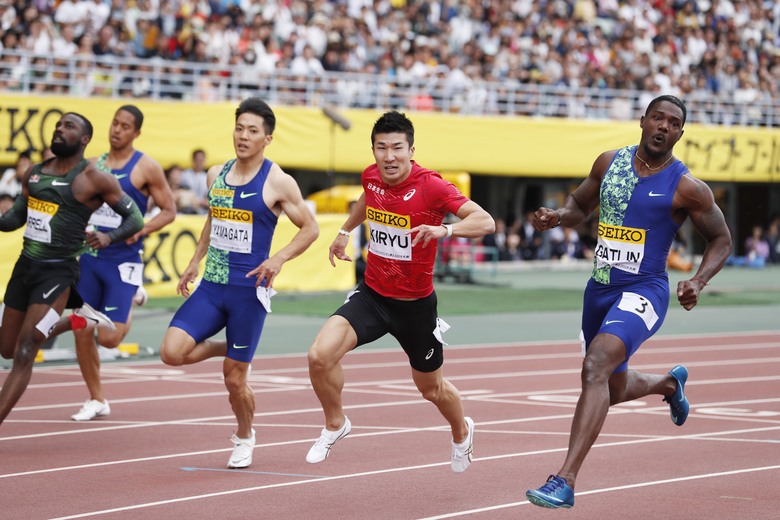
{"left": 165, "top": 164, "right": 198, "bottom": 215}
{"left": 729, "top": 224, "right": 771, "bottom": 268}
{"left": 0, "top": 150, "right": 32, "bottom": 198}
{"left": 181, "top": 148, "right": 209, "bottom": 214}
{"left": 519, "top": 211, "right": 543, "bottom": 260}
{"left": 766, "top": 215, "right": 780, "bottom": 264}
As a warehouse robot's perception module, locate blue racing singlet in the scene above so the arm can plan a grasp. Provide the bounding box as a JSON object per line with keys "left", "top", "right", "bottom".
{"left": 88, "top": 151, "right": 149, "bottom": 262}
{"left": 203, "top": 158, "right": 278, "bottom": 287}
{"left": 593, "top": 145, "right": 687, "bottom": 285}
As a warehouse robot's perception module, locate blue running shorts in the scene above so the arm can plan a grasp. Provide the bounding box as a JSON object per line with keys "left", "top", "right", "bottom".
{"left": 169, "top": 280, "right": 267, "bottom": 363}
{"left": 581, "top": 276, "right": 669, "bottom": 373}
{"left": 77, "top": 254, "right": 139, "bottom": 324}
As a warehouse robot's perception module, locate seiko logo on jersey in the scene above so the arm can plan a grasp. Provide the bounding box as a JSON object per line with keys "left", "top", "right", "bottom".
{"left": 366, "top": 206, "right": 412, "bottom": 261}
{"left": 366, "top": 208, "right": 409, "bottom": 228}
{"left": 598, "top": 223, "right": 645, "bottom": 243}
{"left": 28, "top": 197, "right": 58, "bottom": 215}
{"left": 211, "top": 188, "right": 235, "bottom": 198}
{"left": 211, "top": 207, "right": 253, "bottom": 223}
{"left": 367, "top": 182, "right": 385, "bottom": 196}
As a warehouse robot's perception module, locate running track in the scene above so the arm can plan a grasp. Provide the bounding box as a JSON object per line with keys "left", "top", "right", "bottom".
{"left": 2, "top": 331, "right": 779, "bottom": 519}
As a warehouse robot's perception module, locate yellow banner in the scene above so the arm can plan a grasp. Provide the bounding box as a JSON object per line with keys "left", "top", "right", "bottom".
{"left": 0, "top": 214, "right": 355, "bottom": 298}
{"left": 0, "top": 93, "right": 777, "bottom": 182}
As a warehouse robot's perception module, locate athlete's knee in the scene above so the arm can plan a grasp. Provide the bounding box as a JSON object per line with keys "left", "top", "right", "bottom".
{"left": 307, "top": 341, "right": 341, "bottom": 373}
{"left": 13, "top": 338, "right": 39, "bottom": 367}
{"left": 160, "top": 344, "right": 184, "bottom": 366}
{"left": 581, "top": 355, "right": 614, "bottom": 387}
{"left": 223, "top": 366, "right": 248, "bottom": 395}
{"left": 419, "top": 379, "right": 451, "bottom": 404}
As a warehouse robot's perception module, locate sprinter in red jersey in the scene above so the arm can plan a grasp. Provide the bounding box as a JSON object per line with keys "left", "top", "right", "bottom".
{"left": 306, "top": 111, "right": 495, "bottom": 472}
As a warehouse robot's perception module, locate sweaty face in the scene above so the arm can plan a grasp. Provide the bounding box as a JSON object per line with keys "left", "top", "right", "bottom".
{"left": 372, "top": 132, "right": 414, "bottom": 186}
{"left": 109, "top": 109, "right": 139, "bottom": 149}
{"left": 233, "top": 113, "right": 271, "bottom": 159}
{"left": 50, "top": 115, "right": 86, "bottom": 158}
{"left": 639, "top": 101, "right": 684, "bottom": 158}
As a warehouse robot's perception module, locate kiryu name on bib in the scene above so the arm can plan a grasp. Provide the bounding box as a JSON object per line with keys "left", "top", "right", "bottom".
{"left": 595, "top": 223, "right": 646, "bottom": 274}
{"left": 88, "top": 203, "right": 122, "bottom": 229}
{"left": 24, "top": 196, "right": 59, "bottom": 244}
{"left": 210, "top": 206, "right": 253, "bottom": 253}
{"left": 366, "top": 206, "right": 412, "bottom": 261}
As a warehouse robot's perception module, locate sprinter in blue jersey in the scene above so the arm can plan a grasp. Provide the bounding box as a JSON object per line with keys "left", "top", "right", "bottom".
{"left": 71, "top": 105, "right": 176, "bottom": 422}
{"left": 526, "top": 96, "right": 732, "bottom": 508}
{"left": 160, "top": 98, "right": 319, "bottom": 469}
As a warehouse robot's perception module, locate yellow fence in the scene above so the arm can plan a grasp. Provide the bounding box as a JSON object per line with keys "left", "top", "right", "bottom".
{"left": 1, "top": 94, "right": 778, "bottom": 182}
{"left": 0, "top": 214, "right": 356, "bottom": 298}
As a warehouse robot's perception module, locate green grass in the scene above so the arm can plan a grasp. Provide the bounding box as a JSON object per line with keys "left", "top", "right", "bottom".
{"left": 144, "top": 283, "right": 780, "bottom": 317}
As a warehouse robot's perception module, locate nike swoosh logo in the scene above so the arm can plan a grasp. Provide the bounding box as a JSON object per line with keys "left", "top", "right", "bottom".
{"left": 605, "top": 320, "right": 624, "bottom": 325}
{"left": 233, "top": 344, "right": 250, "bottom": 349}
{"left": 42, "top": 284, "right": 61, "bottom": 299}
{"left": 125, "top": 201, "right": 133, "bottom": 208}
{"left": 52, "top": 180, "right": 69, "bottom": 186}
{"left": 115, "top": 174, "right": 128, "bottom": 180}
{"left": 239, "top": 192, "right": 258, "bottom": 199}
{"left": 648, "top": 191, "right": 665, "bottom": 197}
{"left": 105, "top": 306, "right": 118, "bottom": 312}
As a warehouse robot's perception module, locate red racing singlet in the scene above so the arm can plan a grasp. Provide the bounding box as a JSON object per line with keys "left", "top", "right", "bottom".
{"left": 363, "top": 161, "right": 468, "bottom": 299}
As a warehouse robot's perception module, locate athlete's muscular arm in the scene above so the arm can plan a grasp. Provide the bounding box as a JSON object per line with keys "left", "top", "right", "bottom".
{"left": 534, "top": 150, "right": 614, "bottom": 231}
{"left": 329, "top": 193, "right": 366, "bottom": 266}
{"left": 246, "top": 166, "right": 320, "bottom": 288}
{"left": 0, "top": 165, "right": 31, "bottom": 231}
{"left": 410, "top": 200, "right": 495, "bottom": 248}
{"left": 674, "top": 174, "right": 732, "bottom": 311}
{"left": 126, "top": 156, "right": 176, "bottom": 244}
{"left": 177, "top": 164, "right": 220, "bottom": 297}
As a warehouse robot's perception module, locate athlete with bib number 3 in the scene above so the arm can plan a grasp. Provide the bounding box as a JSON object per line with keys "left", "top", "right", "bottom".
{"left": 306, "top": 111, "right": 494, "bottom": 472}
{"left": 525, "top": 96, "right": 732, "bottom": 508}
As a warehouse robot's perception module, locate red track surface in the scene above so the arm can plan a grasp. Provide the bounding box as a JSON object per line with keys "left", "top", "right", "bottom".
{"left": 2, "top": 331, "right": 779, "bottom": 519}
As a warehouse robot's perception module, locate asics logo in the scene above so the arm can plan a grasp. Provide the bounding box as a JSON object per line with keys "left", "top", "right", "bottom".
{"left": 648, "top": 191, "right": 665, "bottom": 197}
{"left": 240, "top": 191, "right": 258, "bottom": 199}
{"left": 233, "top": 344, "right": 250, "bottom": 349}
{"left": 425, "top": 348, "right": 434, "bottom": 360}
{"left": 42, "top": 284, "right": 60, "bottom": 299}
{"left": 403, "top": 189, "right": 416, "bottom": 201}
{"left": 52, "top": 180, "right": 70, "bottom": 186}
{"left": 605, "top": 320, "right": 623, "bottom": 325}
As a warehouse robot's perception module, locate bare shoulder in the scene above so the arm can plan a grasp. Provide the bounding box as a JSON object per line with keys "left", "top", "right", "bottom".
{"left": 674, "top": 173, "right": 714, "bottom": 210}
{"left": 267, "top": 162, "right": 297, "bottom": 191}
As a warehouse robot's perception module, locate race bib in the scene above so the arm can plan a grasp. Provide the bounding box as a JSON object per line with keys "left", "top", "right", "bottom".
{"left": 118, "top": 262, "right": 144, "bottom": 286}
{"left": 24, "top": 196, "right": 59, "bottom": 244}
{"left": 89, "top": 203, "right": 122, "bottom": 229}
{"left": 366, "top": 207, "right": 412, "bottom": 261}
{"left": 210, "top": 206, "right": 253, "bottom": 253}
{"left": 595, "top": 223, "right": 646, "bottom": 274}
{"left": 617, "top": 291, "right": 659, "bottom": 330}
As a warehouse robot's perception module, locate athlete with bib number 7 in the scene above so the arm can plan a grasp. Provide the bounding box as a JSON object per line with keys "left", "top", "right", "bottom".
{"left": 525, "top": 95, "right": 732, "bottom": 509}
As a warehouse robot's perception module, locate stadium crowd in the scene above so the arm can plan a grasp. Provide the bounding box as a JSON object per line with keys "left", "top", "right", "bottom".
{"left": 0, "top": 0, "right": 779, "bottom": 121}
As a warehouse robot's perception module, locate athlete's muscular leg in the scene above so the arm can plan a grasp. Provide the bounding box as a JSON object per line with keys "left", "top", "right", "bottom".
{"left": 412, "top": 368, "right": 469, "bottom": 443}
{"left": 224, "top": 358, "right": 254, "bottom": 438}
{"left": 307, "top": 316, "right": 358, "bottom": 431}
{"left": 0, "top": 292, "right": 69, "bottom": 425}
{"left": 556, "top": 333, "right": 626, "bottom": 490}
{"left": 0, "top": 305, "right": 25, "bottom": 360}
{"left": 160, "top": 327, "right": 227, "bottom": 366}
{"left": 608, "top": 370, "right": 677, "bottom": 405}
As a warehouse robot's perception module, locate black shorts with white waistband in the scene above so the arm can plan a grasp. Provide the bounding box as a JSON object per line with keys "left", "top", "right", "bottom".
{"left": 333, "top": 282, "right": 444, "bottom": 373}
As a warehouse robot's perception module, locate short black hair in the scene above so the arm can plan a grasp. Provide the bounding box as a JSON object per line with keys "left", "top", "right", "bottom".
{"left": 371, "top": 111, "right": 414, "bottom": 147}
{"left": 117, "top": 104, "right": 144, "bottom": 130}
{"left": 646, "top": 95, "right": 687, "bottom": 125}
{"left": 235, "top": 97, "right": 276, "bottom": 135}
{"left": 63, "top": 112, "right": 94, "bottom": 139}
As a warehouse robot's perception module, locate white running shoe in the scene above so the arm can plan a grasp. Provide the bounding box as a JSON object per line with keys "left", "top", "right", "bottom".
{"left": 71, "top": 399, "right": 111, "bottom": 421}
{"left": 306, "top": 416, "right": 351, "bottom": 464}
{"left": 227, "top": 429, "right": 256, "bottom": 469}
{"left": 133, "top": 286, "right": 148, "bottom": 306}
{"left": 75, "top": 303, "right": 117, "bottom": 331}
{"left": 451, "top": 417, "right": 474, "bottom": 473}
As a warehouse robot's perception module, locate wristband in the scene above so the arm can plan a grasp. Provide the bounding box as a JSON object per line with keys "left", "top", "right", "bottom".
{"left": 691, "top": 277, "right": 708, "bottom": 286}
{"left": 442, "top": 224, "right": 453, "bottom": 237}
{"left": 337, "top": 229, "right": 351, "bottom": 237}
